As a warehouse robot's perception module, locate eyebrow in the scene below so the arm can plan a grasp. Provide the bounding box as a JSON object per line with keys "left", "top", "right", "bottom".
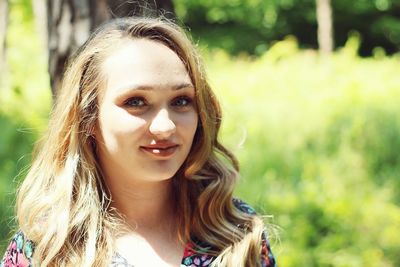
{"left": 118, "top": 83, "right": 194, "bottom": 93}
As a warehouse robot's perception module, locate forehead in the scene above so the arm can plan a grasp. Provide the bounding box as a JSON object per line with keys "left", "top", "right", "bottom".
{"left": 100, "top": 38, "right": 192, "bottom": 98}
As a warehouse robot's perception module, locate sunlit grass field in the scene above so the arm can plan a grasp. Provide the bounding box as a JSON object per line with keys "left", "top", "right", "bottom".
{"left": 1, "top": 5, "right": 400, "bottom": 266}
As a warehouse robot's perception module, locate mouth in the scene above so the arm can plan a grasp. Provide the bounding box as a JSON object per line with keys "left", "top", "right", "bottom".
{"left": 140, "top": 143, "right": 179, "bottom": 158}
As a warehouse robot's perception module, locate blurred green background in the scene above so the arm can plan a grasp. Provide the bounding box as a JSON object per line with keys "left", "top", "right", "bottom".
{"left": 1, "top": 0, "right": 400, "bottom": 266}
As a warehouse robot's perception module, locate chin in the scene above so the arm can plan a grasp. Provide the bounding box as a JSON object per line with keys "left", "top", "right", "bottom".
{"left": 147, "top": 168, "right": 181, "bottom": 181}
{"left": 151, "top": 161, "right": 184, "bottom": 175}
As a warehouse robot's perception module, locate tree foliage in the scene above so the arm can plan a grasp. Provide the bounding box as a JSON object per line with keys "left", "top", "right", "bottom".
{"left": 0, "top": 0, "right": 50, "bottom": 251}
{"left": 174, "top": 0, "right": 400, "bottom": 56}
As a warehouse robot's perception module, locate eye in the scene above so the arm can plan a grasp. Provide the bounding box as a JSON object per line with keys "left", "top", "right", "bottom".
{"left": 171, "top": 96, "right": 193, "bottom": 108}
{"left": 124, "top": 97, "right": 146, "bottom": 108}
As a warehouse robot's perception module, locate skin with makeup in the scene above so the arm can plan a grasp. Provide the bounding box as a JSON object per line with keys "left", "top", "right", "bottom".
{"left": 96, "top": 38, "right": 197, "bottom": 266}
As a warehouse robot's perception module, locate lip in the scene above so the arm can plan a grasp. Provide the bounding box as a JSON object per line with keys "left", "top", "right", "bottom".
{"left": 140, "top": 142, "right": 179, "bottom": 158}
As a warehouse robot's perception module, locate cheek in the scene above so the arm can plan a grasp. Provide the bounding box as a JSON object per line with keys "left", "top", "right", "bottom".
{"left": 180, "top": 112, "right": 198, "bottom": 139}
{"left": 97, "top": 106, "right": 147, "bottom": 144}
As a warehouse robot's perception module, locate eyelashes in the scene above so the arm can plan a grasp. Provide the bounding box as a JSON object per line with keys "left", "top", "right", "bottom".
{"left": 123, "top": 95, "right": 195, "bottom": 111}
{"left": 171, "top": 96, "right": 193, "bottom": 107}
{"left": 125, "top": 97, "right": 146, "bottom": 107}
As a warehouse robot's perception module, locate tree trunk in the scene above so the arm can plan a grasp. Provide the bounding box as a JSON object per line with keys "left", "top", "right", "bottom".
{"left": 316, "top": 0, "right": 333, "bottom": 55}
{"left": 46, "top": 0, "right": 175, "bottom": 97}
{"left": 0, "top": 0, "right": 8, "bottom": 71}
{"left": 32, "top": 0, "right": 47, "bottom": 51}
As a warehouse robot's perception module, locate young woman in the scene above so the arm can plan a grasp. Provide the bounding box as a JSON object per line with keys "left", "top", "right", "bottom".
{"left": 1, "top": 17, "right": 277, "bottom": 267}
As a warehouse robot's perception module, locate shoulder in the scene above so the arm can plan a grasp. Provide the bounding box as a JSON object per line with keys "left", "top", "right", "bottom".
{"left": 260, "top": 231, "right": 277, "bottom": 267}
{"left": 233, "top": 197, "right": 258, "bottom": 215}
{"left": 233, "top": 198, "right": 278, "bottom": 267}
{"left": 1, "top": 231, "right": 34, "bottom": 267}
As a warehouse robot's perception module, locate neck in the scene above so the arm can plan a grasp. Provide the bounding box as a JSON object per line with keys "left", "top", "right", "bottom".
{"left": 107, "top": 178, "right": 176, "bottom": 232}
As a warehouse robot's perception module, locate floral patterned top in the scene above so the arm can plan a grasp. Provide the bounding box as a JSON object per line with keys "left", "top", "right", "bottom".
{"left": 1, "top": 199, "right": 276, "bottom": 267}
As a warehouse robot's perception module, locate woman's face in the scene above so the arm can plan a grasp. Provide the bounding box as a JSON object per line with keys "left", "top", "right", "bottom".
{"left": 95, "top": 38, "right": 198, "bottom": 185}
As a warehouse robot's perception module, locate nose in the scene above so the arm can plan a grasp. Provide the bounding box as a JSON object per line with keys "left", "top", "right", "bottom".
{"left": 149, "top": 109, "right": 176, "bottom": 139}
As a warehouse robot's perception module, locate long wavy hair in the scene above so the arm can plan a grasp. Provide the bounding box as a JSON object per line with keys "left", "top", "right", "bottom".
{"left": 16, "top": 17, "right": 266, "bottom": 266}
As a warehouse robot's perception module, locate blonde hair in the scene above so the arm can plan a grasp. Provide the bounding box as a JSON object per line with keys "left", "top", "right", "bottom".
{"left": 16, "top": 17, "right": 267, "bottom": 266}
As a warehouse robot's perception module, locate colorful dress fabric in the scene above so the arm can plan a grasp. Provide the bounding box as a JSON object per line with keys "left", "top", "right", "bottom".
{"left": 1, "top": 199, "right": 276, "bottom": 267}
{"left": 0, "top": 231, "right": 34, "bottom": 267}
